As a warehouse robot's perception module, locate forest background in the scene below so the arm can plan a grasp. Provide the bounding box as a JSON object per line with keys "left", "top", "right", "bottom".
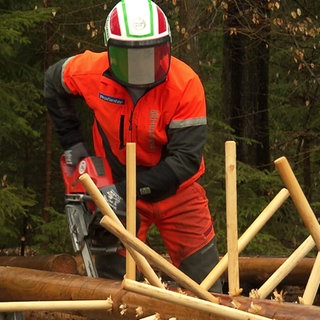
{"left": 1, "top": 0, "right": 320, "bottom": 259}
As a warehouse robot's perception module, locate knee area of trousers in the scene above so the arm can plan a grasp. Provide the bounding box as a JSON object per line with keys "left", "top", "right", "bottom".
{"left": 178, "top": 237, "right": 222, "bottom": 293}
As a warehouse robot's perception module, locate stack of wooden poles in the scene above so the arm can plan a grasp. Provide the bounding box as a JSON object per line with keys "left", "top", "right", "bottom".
{"left": 0, "top": 142, "right": 320, "bottom": 320}
{"left": 223, "top": 141, "right": 320, "bottom": 305}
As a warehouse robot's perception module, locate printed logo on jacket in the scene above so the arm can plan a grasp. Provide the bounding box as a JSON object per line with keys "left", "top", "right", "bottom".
{"left": 99, "top": 93, "right": 125, "bottom": 105}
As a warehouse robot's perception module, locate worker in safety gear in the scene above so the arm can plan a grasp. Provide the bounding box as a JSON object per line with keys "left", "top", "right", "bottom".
{"left": 44, "top": 0, "right": 222, "bottom": 293}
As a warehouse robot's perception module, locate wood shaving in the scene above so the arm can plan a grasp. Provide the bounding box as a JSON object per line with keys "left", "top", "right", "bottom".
{"left": 157, "top": 277, "right": 169, "bottom": 289}
{"left": 143, "top": 276, "right": 167, "bottom": 288}
{"left": 136, "top": 306, "right": 144, "bottom": 317}
{"left": 177, "top": 287, "right": 186, "bottom": 295}
{"left": 228, "top": 288, "right": 243, "bottom": 296}
{"left": 249, "top": 289, "right": 261, "bottom": 299}
{"left": 271, "top": 289, "right": 286, "bottom": 302}
{"left": 248, "top": 302, "right": 263, "bottom": 314}
{"left": 106, "top": 296, "right": 113, "bottom": 312}
{"left": 231, "top": 298, "right": 242, "bottom": 309}
{"left": 119, "top": 303, "right": 128, "bottom": 316}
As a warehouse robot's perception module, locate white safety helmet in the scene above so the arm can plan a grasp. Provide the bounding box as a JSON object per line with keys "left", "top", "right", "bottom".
{"left": 104, "top": 0, "right": 171, "bottom": 87}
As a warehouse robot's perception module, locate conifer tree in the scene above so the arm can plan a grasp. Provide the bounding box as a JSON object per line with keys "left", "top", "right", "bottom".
{"left": 0, "top": 2, "right": 53, "bottom": 253}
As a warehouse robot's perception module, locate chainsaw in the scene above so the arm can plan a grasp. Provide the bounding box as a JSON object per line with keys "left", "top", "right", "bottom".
{"left": 60, "top": 155, "right": 123, "bottom": 277}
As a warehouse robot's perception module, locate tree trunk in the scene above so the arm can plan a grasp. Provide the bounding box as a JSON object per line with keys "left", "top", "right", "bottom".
{"left": 302, "top": 137, "right": 312, "bottom": 200}
{"left": 43, "top": 0, "right": 54, "bottom": 222}
{"left": 223, "top": 0, "right": 270, "bottom": 169}
{"left": 177, "top": 0, "right": 200, "bottom": 74}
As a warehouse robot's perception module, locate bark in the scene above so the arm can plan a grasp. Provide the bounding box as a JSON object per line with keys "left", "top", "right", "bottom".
{"left": 24, "top": 311, "right": 86, "bottom": 320}
{"left": 0, "top": 254, "right": 78, "bottom": 274}
{"left": 0, "top": 267, "right": 320, "bottom": 320}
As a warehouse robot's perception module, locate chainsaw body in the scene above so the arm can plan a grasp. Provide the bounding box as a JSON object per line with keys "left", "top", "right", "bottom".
{"left": 60, "top": 155, "right": 119, "bottom": 277}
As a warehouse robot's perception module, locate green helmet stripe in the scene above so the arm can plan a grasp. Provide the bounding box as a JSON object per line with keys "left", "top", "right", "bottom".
{"left": 122, "top": 0, "right": 154, "bottom": 38}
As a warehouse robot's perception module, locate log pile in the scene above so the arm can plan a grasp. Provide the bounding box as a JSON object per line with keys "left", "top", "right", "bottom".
{"left": 0, "top": 253, "right": 317, "bottom": 294}
{"left": 0, "top": 254, "right": 315, "bottom": 288}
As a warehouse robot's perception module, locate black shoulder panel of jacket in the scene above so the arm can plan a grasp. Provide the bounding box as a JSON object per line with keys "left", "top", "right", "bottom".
{"left": 44, "top": 58, "right": 84, "bottom": 149}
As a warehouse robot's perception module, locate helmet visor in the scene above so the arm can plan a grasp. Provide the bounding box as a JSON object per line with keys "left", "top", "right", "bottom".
{"left": 108, "top": 38, "right": 170, "bottom": 87}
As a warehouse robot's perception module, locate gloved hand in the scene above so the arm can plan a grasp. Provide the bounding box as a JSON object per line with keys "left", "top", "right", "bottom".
{"left": 64, "top": 142, "right": 89, "bottom": 167}
{"left": 99, "top": 184, "right": 141, "bottom": 236}
{"left": 100, "top": 184, "right": 126, "bottom": 216}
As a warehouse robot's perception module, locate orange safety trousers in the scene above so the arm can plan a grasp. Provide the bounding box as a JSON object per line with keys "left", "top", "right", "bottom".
{"left": 135, "top": 181, "right": 215, "bottom": 267}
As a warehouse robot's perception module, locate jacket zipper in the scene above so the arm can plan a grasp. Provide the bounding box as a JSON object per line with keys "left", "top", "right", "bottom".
{"left": 129, "top": 110, "right": 133, "bottom": 131}
{"left": 119, "top": 115, "right": 125, "bottom": 149}
{"left": 120, "top": 109, "right": 134, "bottom": 149}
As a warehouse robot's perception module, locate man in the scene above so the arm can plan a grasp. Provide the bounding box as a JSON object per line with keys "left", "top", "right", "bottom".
{"left": 44, "top": 0, "right": 222, "bottom": 292}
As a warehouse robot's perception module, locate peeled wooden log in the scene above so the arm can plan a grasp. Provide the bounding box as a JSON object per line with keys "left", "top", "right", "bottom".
{"left": 235, "top": 256, "right": 316, "bottom": 287}
{"left": 1, "top": 267, "right": 320, "bottom": 320}
{"left": 0, "top": 254, "right": 78, "bottom": 274}
{"left": 157, "top": 255, "right": 315, "bottom": 288}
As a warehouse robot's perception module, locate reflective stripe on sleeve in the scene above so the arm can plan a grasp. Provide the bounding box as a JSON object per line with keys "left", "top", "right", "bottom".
{"left": 169, "top": 117, "right": 207, "bottom": 129}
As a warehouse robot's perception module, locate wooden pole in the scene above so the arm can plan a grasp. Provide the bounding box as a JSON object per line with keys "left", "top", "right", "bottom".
{"left": 301, "top": 251, "right": 320, "bottom": 305}
{"left": 257, "top": 235, "right": 315, "bottom": 299}
{"left": 139, "top": 315, "right": 160, "bottom": 320}
{"left": 201, "top": 188, "right": 289, "bottom": 290}
{"left": 100, "top": 215, "right": 219, "bottom": 304}
{"left": 225, "top": 141, "right": 240, "bottom": 296}
{"left": 274, "top": 156, "right": 320, "bottom": 250}
{"left": 79, "top": 173, "right": 163, "bottom": 288}
{"left": 123, "top": 279, "right": 272, "bottom": 320}
{"left": 0, "top": 300, "right": 112, "bottom": 312}
{"left": 126, "top": 143, "right": 136, "bottom": 280}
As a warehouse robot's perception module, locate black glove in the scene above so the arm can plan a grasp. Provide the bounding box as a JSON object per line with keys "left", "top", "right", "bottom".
{"left": 100, "top": 184, "right": 126, "bottom": 216}
{"left": 98, "top": 184, "right": 140, "bottom": 241}
{"left": 64, "top": 142, "right": 89, "bottom": 167}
